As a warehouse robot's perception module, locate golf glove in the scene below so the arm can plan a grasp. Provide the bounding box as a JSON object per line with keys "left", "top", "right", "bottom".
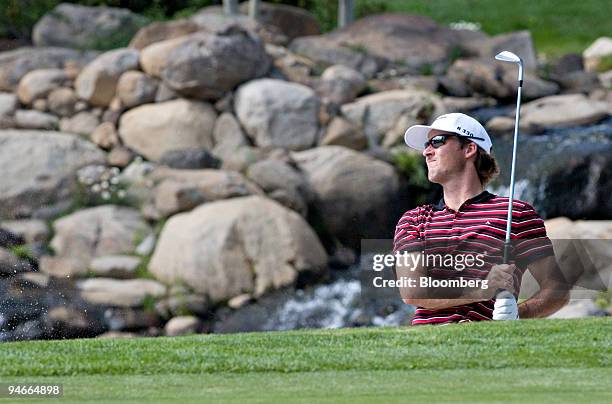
{"left": 492, "top": 290, "right": 519, "bottom": 320}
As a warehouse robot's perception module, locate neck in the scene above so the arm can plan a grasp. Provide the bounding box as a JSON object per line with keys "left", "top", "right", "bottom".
{"left": 441, "top": 171, "right": 483, "bottom": 211}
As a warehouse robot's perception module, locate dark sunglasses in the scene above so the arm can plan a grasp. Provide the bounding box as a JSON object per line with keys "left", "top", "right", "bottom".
{"left": 424, "top": 134, "right": 485, "bottom": 149}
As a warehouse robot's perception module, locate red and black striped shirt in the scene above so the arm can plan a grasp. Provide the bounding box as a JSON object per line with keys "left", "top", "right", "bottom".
{"left": 392, "top": 190, "right": 554, "bottom": 325}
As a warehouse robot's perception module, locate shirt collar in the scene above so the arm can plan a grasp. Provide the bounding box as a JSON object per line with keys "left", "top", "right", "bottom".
{"left": 433, "top": 190, "right": 495, "bottom": 211}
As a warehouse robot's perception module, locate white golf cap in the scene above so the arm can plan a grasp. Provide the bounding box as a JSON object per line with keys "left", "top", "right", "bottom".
{"left": 404, "top": 113, "right": 493, "bottom": 154}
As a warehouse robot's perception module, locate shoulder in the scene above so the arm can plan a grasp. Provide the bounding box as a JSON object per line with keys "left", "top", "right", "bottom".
{"left": 395, "top": 204, "right": 434, "bottom": 226}
{"left": 487, "top": 195, "right": 541, "bottom": 214}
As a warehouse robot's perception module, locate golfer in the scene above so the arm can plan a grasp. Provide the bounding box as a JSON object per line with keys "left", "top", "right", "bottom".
{"left": 393, "top": 113, "right": 569, "bottom": 325}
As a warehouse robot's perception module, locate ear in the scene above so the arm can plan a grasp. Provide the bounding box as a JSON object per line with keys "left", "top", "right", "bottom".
{"left": 464, "top": 142, "right": 478, "bottom": 159}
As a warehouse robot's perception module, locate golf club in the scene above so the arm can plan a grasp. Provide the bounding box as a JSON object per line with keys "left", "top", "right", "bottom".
{"left": 492, "top": 50, "right": 524, "bottom": 320}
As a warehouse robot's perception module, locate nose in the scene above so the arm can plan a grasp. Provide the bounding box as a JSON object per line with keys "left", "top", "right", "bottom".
{"left": 423, "top": 144, "right": 434, "bottom": 158}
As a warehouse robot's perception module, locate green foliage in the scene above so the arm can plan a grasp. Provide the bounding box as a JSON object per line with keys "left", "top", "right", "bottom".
{"left": 392, "top": 150, "right": 428, "bottom": 188}
{"left": 135, "top": 255, "right": 155, "bottom": 280}
{"left": 9, "top": 245, "right": 35, "bottom": 261}
{"left": 595, "top": 290, "right": 612, "bottom": 310}
{"left": 593, "top": 54, "right": 612, "bottom": 73}
{"left": 141, "top": 294, "right": 158, "bottom": 312}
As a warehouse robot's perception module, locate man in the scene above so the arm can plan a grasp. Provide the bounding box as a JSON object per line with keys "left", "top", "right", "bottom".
{"left": 393, "top": 113, "right": 569, "bottom": 325}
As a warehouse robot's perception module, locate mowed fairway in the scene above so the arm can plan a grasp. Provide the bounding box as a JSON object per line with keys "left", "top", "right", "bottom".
{"left": 1, "top": 318, "right": 610, "bottom": 403}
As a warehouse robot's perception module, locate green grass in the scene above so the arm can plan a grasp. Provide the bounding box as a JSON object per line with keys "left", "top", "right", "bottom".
{"left": 380, "top": 0, "right": 611, "bottom": 57}
{"left": 1, "top": 318, "right": 610, "bottom": 402}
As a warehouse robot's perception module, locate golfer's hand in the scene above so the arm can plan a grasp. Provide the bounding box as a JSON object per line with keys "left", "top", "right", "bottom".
{"left": 485, "top": 264, "right": 519, "bottom": 300}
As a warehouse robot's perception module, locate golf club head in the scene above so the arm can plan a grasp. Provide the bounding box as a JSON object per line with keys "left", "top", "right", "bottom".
{"left": 495, "top": 51, "right": 521, "bottom": 63}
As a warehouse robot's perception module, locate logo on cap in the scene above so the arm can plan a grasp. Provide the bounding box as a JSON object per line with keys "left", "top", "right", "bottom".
{"left": 457, "top": 126, "right": 475, "bottom": 137}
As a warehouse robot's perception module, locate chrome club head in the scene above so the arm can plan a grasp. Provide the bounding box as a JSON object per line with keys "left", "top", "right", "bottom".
{"left": 495, "top": 51, "right": 522, "bottom": 63}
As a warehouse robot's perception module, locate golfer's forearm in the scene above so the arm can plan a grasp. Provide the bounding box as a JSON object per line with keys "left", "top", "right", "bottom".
{"left": 402, "top": 297, "right": 488, "bottom": 310}
{"left": 518, "top": 287, "right": 570, "bottom": 318}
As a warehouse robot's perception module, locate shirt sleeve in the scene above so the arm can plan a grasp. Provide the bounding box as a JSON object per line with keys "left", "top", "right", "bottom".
{"left": 392, "top": 209, "right": 424, "bottom": 254}
{"left": 511, "top": 202, "right": 555, "bottom": 269}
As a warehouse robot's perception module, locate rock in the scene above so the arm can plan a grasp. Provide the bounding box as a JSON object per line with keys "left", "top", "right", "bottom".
{"left": 14, "top": 110, "right": 58, "bottom": 130}
{"left": 0, "top": 47, "right": 97, "bottom": 91}
{"left": 292, "top": 146, "right": 400, "bottom": 248}
{"left": 0, "top": 247, "right": 33, "bottom": 275}
{"left": 320, "top": 117, "right": 368, "bottom": 150}
{"left": 107, "top": 146, "right": 134, "bottom": 168}
{"left": 149, "top": 195, "right": 327, "bottom": 303}
{"left": 290, "top": 14, "right": 462, "bottom": 76}
{"left": 438, "top": 75, "right": 472, "bottom": 97}
{"left": 16, "top": 69, "right": 69, "bottom": 105}
{"left": 44, "top": 306, "right": 104, "bottom": 339}
{"left": 442, "top": 96, "right": 497, "bottom": 113}
{"left": 485, "top": 116, "right": 515, "bottom": 134}
{"left": 32, "top": 3, "right": 148, "bottom": 50}
{"left": 0, "top": 227, "right": 23, "bottom": 247}
{"left": 38, "top": 256, "right": 87, "bottom": 278}
{"left": 0, "top": 219, "right": 50, "bottom": 244}
{"left": 164, "top": 316, "right": 202, "bottom": 336}
{"left": 0, "top": 92, "right": 18, "bottom": 117}
{"left": 150, "top": 168, "right": 262, "bottom": 218}
{"left": 89, "top": 255, "right": 140, "bottom": 278}
{"left": 77, "top": 278, "right": 166, "bottom": 307}
{"left": 599, "top": 71, "right": 612, "bottom": 89}
{"left": 154, "top": 294, "right": 208, "bottom": 318}
{"left": 140, "top": 28, "right": 270, "bottom": 100}
{"left": 154, "top": 81, "right": 179, "bottom": 103}
{"left": 317, "top": 65, "right": 367, "bottom": 105}
{"left": 91, "top": 122, "right": 119, "bottom": 150}
{"left": 234, "top": 78, "right": 319, "bottom": 150}
{"left": 583, "top": 37, "right": 612, "bottom": 72}
{"left": 219, "top": 146, "right": 267, "bottom": 173}
{"left": 521, "top": 94, "right": 608, "bottom": 129}
{"left": 340, "top": 89, "right": 445, "bottom": 146}
{"left": 159, "top": 149, "right": 220, "bottom": 170}
{"left": 47, "top": 87, "right": 78, "bottom": 117}
{"left": 59, "top": 111, "right": 100, "bottom": 136}
{"left": 48, "top": 205, "right": 151, "bottom": 268}
{"left": 135, "top": 234, "right": 156, "bottom": 256}
{"left": 265, "top": 43, "right": 314, "bottom": 84}
{"left": 129, "top": 19, "right": 200, "bottom": 50}
{"left": 116, "top": 70, "right": 158, "bottom": 108}
{"left": 552, "top": 53, "right": 584, "bottom": 76}
{"left": 556, "top": 71, "right": 601, "bottom": 93}
{"left": 227, "top": 293, "right": 252, "bottom": 309}
{"left": 119, "top": 99, "right": 217, "bottom": 161}
{"left": 75, "top": 48, "right": 140, "bottom": 107}
{"left": 238, "top": 1, "right": 320, "bottom": 40}
{"left": 246, "top": 159, "right": 310, "bottom": 215}
{"left": 211, "top": 112, "right": 249, "bottom": 159}
{"left": 103, "top": 307, "right": 162, "bottom": 331}
{"left": 0, "top": 130, "right": 104, "bottom": 219}
{"left": 466, "top": 30, "right": 538, "bottom": 72}
{"left": 32, "top": 99, "right": 48, "bottom": 112}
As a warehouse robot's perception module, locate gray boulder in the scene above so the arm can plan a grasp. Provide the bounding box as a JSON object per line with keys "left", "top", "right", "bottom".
{"left": 129, "top": 19, "right": 201, "bottom": 50}
{"left": 77, "top": 278, "right": 166, "bottom": 307}
{"left": 238, "top": 1, "right": 321, "bottom": 41}
{"left": 119, "top": 99, "right": 217, "bottom": 161}
{"left": 0, "top": 47, "right": 97, "bottom": 91}
{"left": 317, "top": 65, "right": 367, "bottom": 105}
{"left": 583, "top": 37, "right": 612, "bottom": 72}
{"left": 320, "top": 116, "right": 368, "bottom": 150}
{"left": 47, "top": 87, "right": 78, "bottom": 117}
{"left": 149, "top": 195, "right": 327, "bottom": 303}
{"left": 292, "top": 146, "right": 400, "bottom": 248}
{"left": 140, "top": 27, "right": 270, "bottom": 100}
{"left": 521, "top": 94, "right": 608, "bottom": 129}
{"left": 0, "top": 92, "right": 18, "bottom": 118}
{"left": 0, "top": 130, "right": 105, "bottom": 218}
{"left": 234, "top": 78, "right": 319, "bottom": 150}
{"left": 59, "top": 111, "right": 100, "bottom": 136}
{"left": 116, "top": 70, "right": 158, "bottom": 108}
{"left": 89, "top": 255, "right": 141, "bottom": 279}
{"left": 465, "top": 30, "right": 538, "bottom": 72}
{"left": 150, "top": 167, "right": 263, "bottom": 218}
{"left": 340, "top": 89, "right": 446, "bottom": 146}
{"left": 0, "top": 219, "right": 50, "bottom": 244}
{"left": 164, "top": 316, "right": 202, "bottom": 336}
{"left": 14, "top": 110, "right": 59, "bottom": 130}
{"left": 75, "top": 48, "right": 140, "bottom": 107}
{"left": 33, "top": 3, "right": 148, "bottom": 50}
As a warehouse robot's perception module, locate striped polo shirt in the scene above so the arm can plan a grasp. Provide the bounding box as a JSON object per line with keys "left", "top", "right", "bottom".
{"left": 392, "top": 190, "right": 554, "bottom": 325}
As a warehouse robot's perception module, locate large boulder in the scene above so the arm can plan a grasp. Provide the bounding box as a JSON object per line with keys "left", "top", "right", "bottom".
{"left": 149, "top": 195, "right": 327, "bottom": 303}
{"left": 116, "top": 70, "right": 158, "bottom": 108}
{"left": 238, "top": 1, "right": 321, "bottom": 41}
{"left": 340, "top": 89, "right": 445, "bottom": 146}
{"left": 42, "top": 205, "right": 151, "bottom": 277}
{"left": 16, "top": 69, "right": 70, "bottom": 105}
{"left": 317, "top": 65, "right": 367, "bottom": 105}
{"left": 447, "top": 58, "right": 559, "bottom": 100}
{"left": 75, "top": 48, "right": 140, "bottom": 107}
{"left": 32, "top": 3, "right": 149, "bottom": 50}
{"left": 129, "top": 19, "right": 201, "bottom": 50}
{"left": 140, "top": 27, "right": 270, "bottom": 100}
{"left": 464, "top": 31, "right": 538, "bottom": 72}
{"left": 0, "top": 47, "right": 97, "bottom": 91}
{"left": 234, "top": 78, "right": 319, "bottom": 150}
{"left": 583, "top": 37, "right": 612, "bottom": 72}
{"left": 290, "top": 14, "right": 469, "bottom": 76}
{"left": 292, "top": 146, "right": 400, "bottom": 248}
{"left": 521, "top": 94, "right": 608, "bottom": 130}
{"left": 77, "top": 278, "right": 166, "bottom": 307}
{"left": 0, "top": 130, "right": 105, "bottom": 218}
{"left": 119, "top": 99, "right": 217, "bottom": 161}
{"left": 149, "top": 167, "right": 263, "bottom": 218}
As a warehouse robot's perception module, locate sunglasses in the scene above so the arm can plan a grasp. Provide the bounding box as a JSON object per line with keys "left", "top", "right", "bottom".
{"left": 423, "top": 134, "right": 485, "bottom": 149}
